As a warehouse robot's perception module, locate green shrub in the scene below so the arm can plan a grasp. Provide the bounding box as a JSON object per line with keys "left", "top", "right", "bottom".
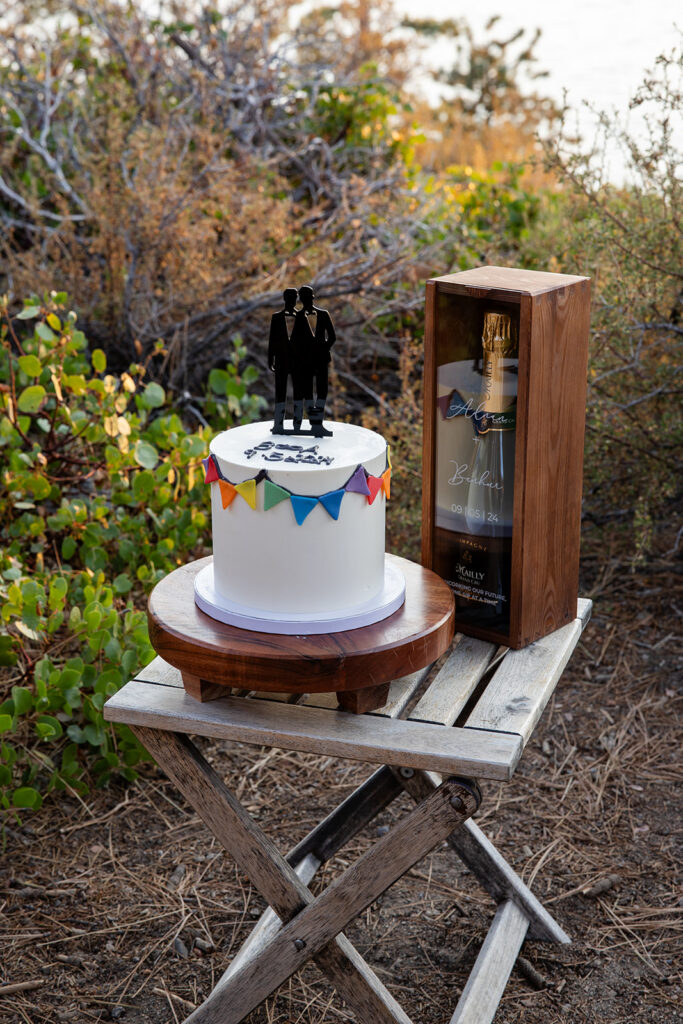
{"left": 525, "top": 46, "right": 682, "bottom": 554}
{"left": 0, "top": 292, "right": 263, "bottom": 814}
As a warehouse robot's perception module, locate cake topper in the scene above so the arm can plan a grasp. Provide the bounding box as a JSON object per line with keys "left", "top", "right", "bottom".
{"left": 269, "top": 285, "right": 336, "bottom": 437}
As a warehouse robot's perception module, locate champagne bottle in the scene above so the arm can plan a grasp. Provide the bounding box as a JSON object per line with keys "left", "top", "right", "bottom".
{"left": 450, "top": 311, "right": 518, "bottom": 623}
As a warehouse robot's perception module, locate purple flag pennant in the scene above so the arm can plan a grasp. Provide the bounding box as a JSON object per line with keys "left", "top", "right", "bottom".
{"left": 345, "top": 465, "right": 370, "bottom": 495}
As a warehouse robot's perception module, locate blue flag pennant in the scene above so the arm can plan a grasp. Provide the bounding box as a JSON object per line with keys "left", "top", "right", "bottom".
{"left": 290, "top": 495, "right": 318, "bottom": 525}
{"left": 318, "top": 489, "right": 345, "bottom": 520}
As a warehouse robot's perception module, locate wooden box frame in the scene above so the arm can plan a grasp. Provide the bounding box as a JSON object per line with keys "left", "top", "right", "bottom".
{"left": 422, "top": 266, "right": 591, "bottom": 649}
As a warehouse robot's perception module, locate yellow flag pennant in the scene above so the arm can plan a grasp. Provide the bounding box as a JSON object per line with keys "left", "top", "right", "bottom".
{"left": 218, "top": 480, "right": 238, "bottom": 509}
{"left": 235, "top": 478, "right": 257, "bottom": 510}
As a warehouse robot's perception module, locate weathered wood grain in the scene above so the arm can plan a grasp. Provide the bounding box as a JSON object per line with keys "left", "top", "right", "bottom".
{"left": 577, "top": 597, "right": 592, "bottom": 627}
{"left": 287, "top": 766, "right": 402, "bottom": 866}
{"left": 147, "top": 555, "right": 454, "bottom": 699}
{"left": 217, "top": 853, "right": 320, "bottom": 987}
{"left": 398, "top": 770, "right": 569, "bottom": 943}
{"left": 434, "top": 266, "right": 588, "bottom": 296}
{"left": 465, "top": 605, "right": 591, "bottom": 746}
{"left": 135, "top": 656, "right": 183, "bottom": 687}
{"left": 188, "top": 778, "right": 477, "bottom": 1023}
{"left": 409, "top": 635, "right": 496, "bottom": 725}
{"left": 449, "top": 899, "right": 530, "bottom": 1024}
{"left": 134, "top": 727, "right": 412, "bottom": 1024}
{"left": 105, "top": 681, "right": 522, "bottom": 780}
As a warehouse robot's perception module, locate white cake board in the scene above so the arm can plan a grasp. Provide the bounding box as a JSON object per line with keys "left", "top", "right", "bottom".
{"left": 194, "top": 558, "right": 406, "bottom": 635}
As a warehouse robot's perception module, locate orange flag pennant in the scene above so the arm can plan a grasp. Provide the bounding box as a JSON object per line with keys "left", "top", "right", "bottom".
{"left": 218, "top": 480, "right": 238, "bottom": 508}
{"left": 381, "top": 468, "right": 391, "bottom": 499}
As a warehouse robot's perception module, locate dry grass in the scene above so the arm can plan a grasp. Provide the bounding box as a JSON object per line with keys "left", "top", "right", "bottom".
{"left": 1, "top": 528, "right": 681, "bottom": 1024}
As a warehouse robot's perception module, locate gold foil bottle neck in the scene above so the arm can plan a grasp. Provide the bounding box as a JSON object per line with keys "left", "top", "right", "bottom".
{"left": 482, "top": 311, "right": 518, "bottom": 355}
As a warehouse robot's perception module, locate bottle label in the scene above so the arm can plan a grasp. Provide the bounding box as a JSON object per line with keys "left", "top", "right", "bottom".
{"left": 476, "top": 409, "right": 516, "bottom": 434}
{"left": 437, "top": 388, "right": 515, "bottom": 435}
{"left": 445, "top": 537, "right": 509, "bottom": 608}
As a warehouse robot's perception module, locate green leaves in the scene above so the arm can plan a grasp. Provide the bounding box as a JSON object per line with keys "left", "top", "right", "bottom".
{"left": 11, "top": 686, "right": 33, "bottom": 716}
{"left": 132, "top": 468, "right": 156, "bottom": 499}
{"left": 26, "top": 474, "right": 52, "bottom": 499}
{"left": 0, "top": 291, "right": 261, "bottom": 812}
{"left": 13, "top": 787, "right": 42, "bottom": 809}
{"left": 17, "top": 384, "right": 46, "bottom": 412}
{"left": 16, "top": 303, "right": 41, "bottom": 320}
{"left": 49, "top": 577, "right": 68, "bottom": 610}
{"left": 134, "top": 441, "right": 158, "bottom": 469}
{"left": 35, "top": 715, "right": 63, "bottom": 740}
{"left": 140, "top": 381, "right": 165, "bottom": 408}
{"left": 113, "top": 573, "right": 133, "bottom": 594}
{"left": 35, "top": 322, "right": 57, "bottom": 343}
{"left": 0, "top": 636, "right": 17, "bottom": 667}
{"left": 91, "top": 348, "right": 106, "bottom": 373}
{"left": 18, "top": 354, "right": 42, "bottom": 377}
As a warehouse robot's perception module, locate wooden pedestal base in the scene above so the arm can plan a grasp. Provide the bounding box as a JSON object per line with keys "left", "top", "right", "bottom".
{"left": 149, "top": 555, "right": 454, "bottom": 714}
{"left": 183, "top": 673, "right": 394, "bottom": 714}
{"left": 335, "top": 683, "right": 391, "bottom": 714}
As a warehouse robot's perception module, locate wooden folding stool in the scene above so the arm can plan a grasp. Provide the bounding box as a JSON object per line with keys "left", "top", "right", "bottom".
{"left": 104, "top": 595, "right": 590, "bottom": 1024}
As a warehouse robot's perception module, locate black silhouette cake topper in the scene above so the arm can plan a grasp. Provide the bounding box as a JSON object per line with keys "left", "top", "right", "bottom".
{"left": 268, "top": 285, "right": 336, "bottom": 438}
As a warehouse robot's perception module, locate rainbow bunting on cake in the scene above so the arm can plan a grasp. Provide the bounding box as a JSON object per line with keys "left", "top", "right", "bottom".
{"left": 202, "top": 449, "right": 391, "bottom": 525}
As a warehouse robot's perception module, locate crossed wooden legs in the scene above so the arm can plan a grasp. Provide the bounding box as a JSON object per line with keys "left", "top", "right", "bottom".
{"left": 133, "top": 727, "right": 568, "bottom": 1024}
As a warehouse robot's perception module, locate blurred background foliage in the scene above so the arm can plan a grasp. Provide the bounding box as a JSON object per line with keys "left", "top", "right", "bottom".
{"left": 0, "top": 0, "right": 680, "bottom": 808}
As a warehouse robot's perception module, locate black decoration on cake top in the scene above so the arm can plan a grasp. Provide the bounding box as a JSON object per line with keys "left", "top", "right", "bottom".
{"left": 268, "top": 285, "right": 336, "bottom": 438}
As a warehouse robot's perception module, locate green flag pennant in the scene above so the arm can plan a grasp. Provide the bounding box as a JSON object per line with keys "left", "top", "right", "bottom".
{"left": 263, "top": 479, "right": 291, "bottom": 511}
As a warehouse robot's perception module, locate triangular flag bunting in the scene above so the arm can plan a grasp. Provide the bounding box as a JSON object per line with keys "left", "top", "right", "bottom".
{"left": 386, "top": 445, "right": 392, "bottom": 471}
{"left": 381, "top": 468, "right": 391, "bottom": 499}
{"left": 291, "top": 495, "right": 317, "bottom": 525}
{"left": 235, "top": 479, "right": 257, "bottom": 510}
{"left": 218, "top": 480, "right": 238, "bottom": 508}
{"left": 366, "top": 476, "right": 382, "bottom": 505}
{"left": 318, "top": 489, "right": 345, "bottom": 520}
{"left": 345, "top": 465, "right": 370, "bottom": 495}
{"left": 202, "top": 455, "right": 220, "bottom": 484}
{"left": 436, "top": 394, "right": 452, "bottom": 420}
{"left": 264, "top": 480, "right": 290, "bottom": 510}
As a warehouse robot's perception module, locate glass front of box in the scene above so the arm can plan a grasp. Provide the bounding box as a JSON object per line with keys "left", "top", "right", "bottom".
{"left": 431, "top": 292, "right": 520, "bottom": 633}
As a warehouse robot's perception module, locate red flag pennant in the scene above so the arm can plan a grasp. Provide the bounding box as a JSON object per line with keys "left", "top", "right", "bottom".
{"left": 366, "top": 475, "right": 382, "bottom": 505}
{"left": 203, "top": 455, "right": 220, "bottom": 484}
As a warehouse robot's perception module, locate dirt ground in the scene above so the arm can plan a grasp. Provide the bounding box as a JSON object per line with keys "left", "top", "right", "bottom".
{"left": 2, "top": 525, "right": 682, "bottom": 1024}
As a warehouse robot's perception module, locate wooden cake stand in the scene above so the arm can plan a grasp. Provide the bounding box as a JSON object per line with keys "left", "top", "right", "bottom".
{"left": 147, "top": 554, "right": 454, "bottom": 713}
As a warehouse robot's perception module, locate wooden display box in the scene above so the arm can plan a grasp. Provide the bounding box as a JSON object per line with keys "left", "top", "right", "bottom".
{"left": 422, "top": 266, "right": 591, "bottom": 649}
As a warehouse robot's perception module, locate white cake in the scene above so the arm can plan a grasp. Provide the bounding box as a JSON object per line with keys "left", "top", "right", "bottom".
{"left": 195, "top": 420, "right": 405, "bottom": 633}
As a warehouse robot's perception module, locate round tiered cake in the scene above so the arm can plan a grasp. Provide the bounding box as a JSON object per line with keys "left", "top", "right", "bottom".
{"left": 194, "top": 420, "right": 405, "bottom": 633}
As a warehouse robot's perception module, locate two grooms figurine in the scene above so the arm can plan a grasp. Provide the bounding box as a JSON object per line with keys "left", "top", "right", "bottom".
{"left": 268, "top": 285, "right": 336, "bottom": 437}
